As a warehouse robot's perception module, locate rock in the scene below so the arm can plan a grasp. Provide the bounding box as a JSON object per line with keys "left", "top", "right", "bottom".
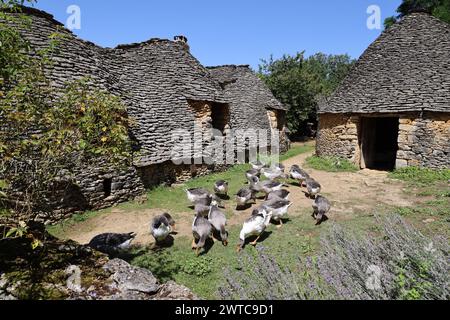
{"left": 395, "top": 159, "right": 408, "bottom": 168}
{"left": 153, "top": 281, "right": 200, "bottom": 300}
{"left": 0, "top": 293, "right": 17, "bottom": 300}
{"left": 0, "top": 274, "right": 8, "bottom": 291}
{"left": 103, "top": 259, "right": 160, "bottom": 294}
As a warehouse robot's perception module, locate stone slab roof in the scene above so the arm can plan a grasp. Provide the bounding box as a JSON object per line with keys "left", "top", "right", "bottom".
{"left": 319, "top": 13, "right": 450, "bottom": 114}
{"left": 207, "top": 65, "right": 286, "bottom": 131}
{"left": 6, "top": 7, "right": 227, "bottom": 166}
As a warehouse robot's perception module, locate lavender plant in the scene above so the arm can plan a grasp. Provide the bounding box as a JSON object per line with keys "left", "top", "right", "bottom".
{"left": 218, "top": 215, "right": 449, "bottom": 300}
{"left": 218, "top": 247, "right": 332, "bottom": 300}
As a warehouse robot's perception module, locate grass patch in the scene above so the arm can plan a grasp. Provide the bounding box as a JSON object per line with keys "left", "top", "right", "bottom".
{"left": 305, "top": 156, "right": 358, "bottom": 173}
{"left": 389, "top": 167, "right": 450, "bottom": 185}
{"left": 279, "top": 144, "right": 314, "bottom": 162}
{"left": 46, "top": 210, "right": 108, "bottom": 239}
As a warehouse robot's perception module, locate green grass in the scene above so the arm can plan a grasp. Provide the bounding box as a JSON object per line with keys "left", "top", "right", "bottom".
{"left": 305, "top": 156, "right": 359, "bottom": 173}
{"left": 389, "top": 167, "right": 450, "bottom": 185}
{"left": 47, "top": 210, "right": 110, "bottom": 239}
{"left": 279, "top": 144, "right": 314, "bottom": 161}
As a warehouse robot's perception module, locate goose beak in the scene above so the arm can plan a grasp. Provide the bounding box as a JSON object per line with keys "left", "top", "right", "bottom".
{"left": 236, "top": 245, "right": 242, "bottom": 253}
{"left": 222, "top": 240, "right": 229, "bottom": 247}
{"left": 171, "top": 224, "right": 176, "bottom": 232}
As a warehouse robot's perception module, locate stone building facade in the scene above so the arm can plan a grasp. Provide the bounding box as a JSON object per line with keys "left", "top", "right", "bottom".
{"left": 317, "top": 13, "right": 450, "bottom": 170}
{"left": 208, "top": 65, "right": 290, "bottom": 153}
{"left": 2, "top": 7, "right": 288, "bottom": 221}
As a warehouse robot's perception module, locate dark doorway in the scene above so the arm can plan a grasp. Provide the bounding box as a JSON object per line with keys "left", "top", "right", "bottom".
{"left": 211, "top": 103, "right": 230, "bottom": 133}
{"left": 103, "top": 178, "right": 112, "bottom": 197}
{"left": 360, "top": 117, "right": 399, "bottom": 170}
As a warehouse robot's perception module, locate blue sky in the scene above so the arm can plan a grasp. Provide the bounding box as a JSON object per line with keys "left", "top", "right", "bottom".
{"left": 34, "top": 0, "right": 401, "bottom": 69}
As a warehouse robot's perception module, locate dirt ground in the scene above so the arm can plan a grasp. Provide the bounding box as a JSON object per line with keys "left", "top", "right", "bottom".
{"left": 59, "top": 146, "right": 419, "bottom": 246}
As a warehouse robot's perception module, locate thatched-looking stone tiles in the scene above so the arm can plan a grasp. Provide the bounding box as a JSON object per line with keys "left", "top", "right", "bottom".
{"left": 8, "top": 7, "right": 232, "bottom": 167}
{"left": 207, "top": 65, "right": 286, "bottom": 130}
{"left": 319, "top": 13, "right": 450, "bottom": 114}
{"left": 8, "top": 7, "right": 288, "bottom": 166}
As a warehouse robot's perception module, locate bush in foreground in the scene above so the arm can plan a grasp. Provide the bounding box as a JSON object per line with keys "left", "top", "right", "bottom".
{"left": 218, "top": 215, "right": 449, "bottom": 300}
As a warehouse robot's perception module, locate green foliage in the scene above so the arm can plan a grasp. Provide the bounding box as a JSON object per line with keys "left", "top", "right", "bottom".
{"left": 305, "top": 156, "right": 359, "bottom": 172}
{"left": 132, "top": 249, "right": 182, "bottom": 282}
{"left": 259, "top": 52, "right": 354, "bottom": 136}
{"left": 4, "top": 220, "right": 28, "bottom": 238}
{"left": 433, "top": 0, "right": 450, "bottom": 23}
{"left": 182, "top": 256, "right": 213, "bottom": 276}
{"left": 389, "top": 167, "right": 450, "bottom": 184}
{"left": 384, "top": 0, "right": 450, "bottom": 28}
{"left": 384, "top": 16, "right": 398, "bottom": 29}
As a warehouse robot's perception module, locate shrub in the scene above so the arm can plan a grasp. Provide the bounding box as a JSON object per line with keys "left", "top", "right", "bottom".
{"left": 305, "top": 156, "right": 358, "bottom": 172}
{"left": 317, "top": 215, "right": 448, "bottom": 300}
{"left": 219, "top": 215, "right": 449, "bottom": 300}
{"left": 182, "top": 256, "right": 213, "bottom": 277}
{"left": 132, "top": 249, "right": 181, "bottom": 282}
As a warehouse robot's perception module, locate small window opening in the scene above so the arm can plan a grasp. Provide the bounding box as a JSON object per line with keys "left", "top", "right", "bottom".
{"left": 103, "top": 178, "right": 112, "bottom": 197}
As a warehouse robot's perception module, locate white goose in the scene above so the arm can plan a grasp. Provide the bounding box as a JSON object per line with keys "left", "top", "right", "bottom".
{"left": 150, "top": 213, "right": 176, "bottom": 243}
{"left": 236, "top": 207, "right": 272, "bottom": 252}
{"left": 262, "top": 199, "right": 293, "bottom": 228}
{"left": 185, "top": 188, "right": 211, "bottom": 204}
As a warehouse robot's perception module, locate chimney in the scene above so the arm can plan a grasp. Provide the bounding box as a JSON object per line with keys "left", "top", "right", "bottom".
{"left": 173, "top": 35, "right": 190, "bottom": 51}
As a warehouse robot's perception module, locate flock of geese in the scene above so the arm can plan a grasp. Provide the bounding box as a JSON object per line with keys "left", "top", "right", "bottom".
{"left": 88, "top": 161, "right": 332, "bottom": 257}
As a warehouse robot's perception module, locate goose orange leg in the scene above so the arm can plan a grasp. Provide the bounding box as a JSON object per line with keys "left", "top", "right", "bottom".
{"left": 250, "top": 236, "right": 261, "bottom": 246}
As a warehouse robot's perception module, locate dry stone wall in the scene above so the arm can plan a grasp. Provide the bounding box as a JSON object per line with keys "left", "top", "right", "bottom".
{"left": 396, "top": 113, "right": 450, "bottom": 169}
{"left": 317, "top": 113, "right": 449, "bottom": 169}
{"left": 316, "top": 114, "right": 361, "bottom": 164}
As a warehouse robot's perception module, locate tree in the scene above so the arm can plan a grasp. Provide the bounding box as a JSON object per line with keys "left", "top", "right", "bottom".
{"left": 258, "top": 52, "right": 354, "bottom": 137}
{"left": 384, "top": 0, "right": 450, "bottom": 29}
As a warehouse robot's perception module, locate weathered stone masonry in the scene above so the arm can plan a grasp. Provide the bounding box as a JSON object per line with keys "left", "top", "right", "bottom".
{"left": 317, "top": 113, "right": 450, "bottom": 169}
{"left": 317, "top": 13, "right": 450, "bottom": 170}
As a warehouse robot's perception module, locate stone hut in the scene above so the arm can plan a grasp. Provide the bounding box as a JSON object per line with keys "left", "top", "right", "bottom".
{"left": 317, "top": 13, "right": 450, "bottom": 170}
{"left": 208, "top": 65, "right": 289, "bottom": 153}
{"left": 3, "top": 7, "right": 288, "bottom": 220}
